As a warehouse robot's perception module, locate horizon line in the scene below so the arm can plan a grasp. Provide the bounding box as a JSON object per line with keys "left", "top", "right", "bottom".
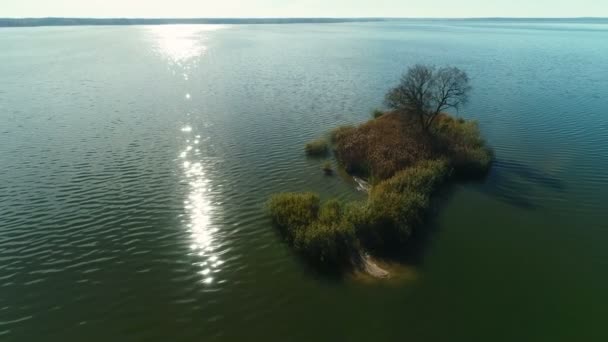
{"left": 2, "top": 16, "right": 606, "bottom": 28}
{"left": 2, "top": 16, "right": 608, "bottom": 20}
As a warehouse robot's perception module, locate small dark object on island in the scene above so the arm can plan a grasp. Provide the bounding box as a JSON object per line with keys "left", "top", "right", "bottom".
{"left": 305, "top": 138, "right": 329, "bottom": 157}
{"left": 322, "top": 161, "right": 333, "bottom": 175}
{"left": 372, "top": 109, "right": 385, "bottom": 119}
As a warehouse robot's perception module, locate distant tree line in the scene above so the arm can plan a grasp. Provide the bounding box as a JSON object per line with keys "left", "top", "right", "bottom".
{"left": 0, "top": 17, "right": 387, "bottom": 27}
{"left": 1, "top": 17, "right": 605, "bottom": 28}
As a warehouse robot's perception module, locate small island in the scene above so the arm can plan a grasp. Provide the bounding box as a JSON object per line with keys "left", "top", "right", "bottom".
{"left": 267, "top": 65, "right": 493, "bottom": 277}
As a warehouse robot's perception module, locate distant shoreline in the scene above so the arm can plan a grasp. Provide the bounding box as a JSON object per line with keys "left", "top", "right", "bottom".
{"left": 1, "top": 17, "right": 607, "bottom": 28}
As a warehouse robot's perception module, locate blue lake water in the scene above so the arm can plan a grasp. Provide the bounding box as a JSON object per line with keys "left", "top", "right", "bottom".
{"left": 1, "top": 20, "right": 607, "bottom": 341}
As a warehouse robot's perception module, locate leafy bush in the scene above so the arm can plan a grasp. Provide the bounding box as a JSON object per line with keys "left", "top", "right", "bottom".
{"left": 268, "top": 195, "right": 356, "bottom": 267}
{"left": 372, "top": 109, "right": 385, "bottom": 119}
{"left": 295, "top": 200, "right": 357, "bottom": 265}
{"left": 267, "top": 192, "right": 319, "bottom": 239}
{"left": 322, "top": 160, "right": 333, "bottom": 175}
{"left": 305, "top": 138, "right": 329, "bottom": 156}
{"left": 268, "top": 160, "right": 457, "bottom": 264}
{"left": 432, "top": 115, "right": 493, "bottom": 178}
{"left": 354, "top": 159, "right": 449, "bottom": 250}
{"left": 371, "top": 159, "right": 450, "bottom": 196}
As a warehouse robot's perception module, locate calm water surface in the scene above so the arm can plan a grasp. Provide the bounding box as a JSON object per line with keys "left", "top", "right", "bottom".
{"left": 1, "top": 21, "right": 607, "bottom": 341}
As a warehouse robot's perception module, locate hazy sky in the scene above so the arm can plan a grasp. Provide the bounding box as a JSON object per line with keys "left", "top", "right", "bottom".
{"left": 3, "top": 0, "right": 607, "bottom": 18}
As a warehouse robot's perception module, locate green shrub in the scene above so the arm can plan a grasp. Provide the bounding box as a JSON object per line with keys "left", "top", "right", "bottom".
{"left": 294, "top": 220, "right": 356, "bottom": 266}
{"left": 354, "top": 160, "right": 448, "bottom": 250}
{"left": 267, "top": 192, "right": 319, "bottom": 238}
{"left": 268, "top": 195, "right": 356, "bottom": 267}
{"left": 305, "top": 138, "right": 329, "bottom": 156}
{"left": 267, "top": 160, "right": 456, "bottom": 262}
{"left": 361, "top": 190, "right": 428, "bottom": 247}
{"left": 432, "top": 115, "right": 493, "bottom": 178}
{"left": 372, "top": 109, "right": 385, "bottom": 119}
{"left": 322, "top": 160, "right": 333, "bottom": 175}
{"left": 371, "top": 159, "right": 450, "bottom": 196}
{"left": 318, "top": 199, "right": 342, "bottom": 224}
{"left": 450, "top": 146, "right": 493, "bottom": 178}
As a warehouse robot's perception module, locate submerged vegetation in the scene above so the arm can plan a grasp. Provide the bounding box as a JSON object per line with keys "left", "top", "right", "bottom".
{"left": 268, "top": 65, "right": 493, "bottom": 274}
{"left": 322, "top": 160, "right": 334, "bottom": 175}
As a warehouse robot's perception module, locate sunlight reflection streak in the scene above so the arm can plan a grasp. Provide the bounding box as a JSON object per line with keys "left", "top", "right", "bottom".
{"left": 148, "top": 24, "right": 228, "bottom": 286}
{"left": 146, "top": 24, "right": 227, "bottom": 64}
{"left": 180, "top": 134, "right": 222, "bottom": 285}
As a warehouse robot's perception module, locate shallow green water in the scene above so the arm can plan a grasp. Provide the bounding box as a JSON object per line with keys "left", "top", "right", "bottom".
{"left": 1, "top": 21, "right": 607, "bottom": 341}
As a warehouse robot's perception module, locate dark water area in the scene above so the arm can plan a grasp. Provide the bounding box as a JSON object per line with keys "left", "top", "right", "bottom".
{"left": 0, "top": 20, "right": 607, "bottom": 341}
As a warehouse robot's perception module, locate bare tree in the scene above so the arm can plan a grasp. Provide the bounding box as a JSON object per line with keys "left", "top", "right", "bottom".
{"left": 385, "top": 64, "right": 471, "bottom": 131}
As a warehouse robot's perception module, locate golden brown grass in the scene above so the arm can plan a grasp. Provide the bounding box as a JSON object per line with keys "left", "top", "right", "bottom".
{"left": 332, "top": 113, "right": 434, "bottom": 180}
{"left": 333, "top": 112, "right": 492, "bottom": 181}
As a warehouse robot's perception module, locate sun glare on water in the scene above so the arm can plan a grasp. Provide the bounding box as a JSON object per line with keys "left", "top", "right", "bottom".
{"left": 147, "top": 24, "right": 228, "bottom": 285}
{"left": 146, "top": 24, "right": 227, "bottom": 64}
{"left": 179, "top": 126, "right": 225, "bottom": 285}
